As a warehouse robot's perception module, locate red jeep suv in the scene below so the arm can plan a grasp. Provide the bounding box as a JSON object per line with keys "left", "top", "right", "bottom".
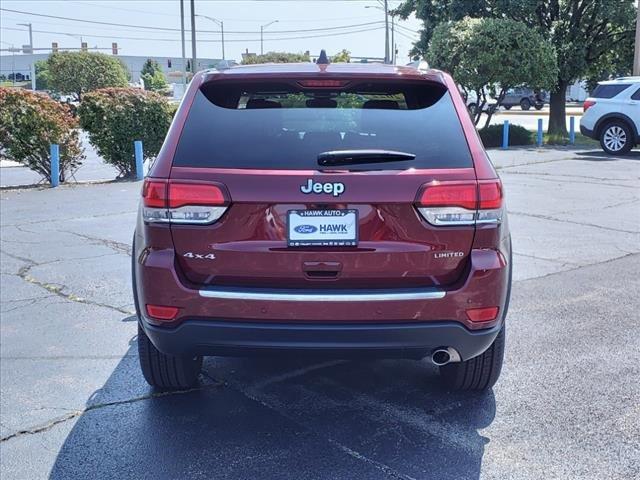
{"left": 132, "top": 55, "right": 512, "bottom": 392}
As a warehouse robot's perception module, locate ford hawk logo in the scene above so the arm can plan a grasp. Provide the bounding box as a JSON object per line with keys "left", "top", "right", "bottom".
{"left": 294, "top": 224, "right": 318, "bottom": 234}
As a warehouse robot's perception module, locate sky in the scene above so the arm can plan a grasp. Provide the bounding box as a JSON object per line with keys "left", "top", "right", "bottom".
{"left": 0, "top": 0, "right": 423, "bottom": 63}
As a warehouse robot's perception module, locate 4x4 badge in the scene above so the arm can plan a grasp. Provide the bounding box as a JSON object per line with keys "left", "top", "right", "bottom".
{"left": 300, "top": 179, "right": 345, "bottom": 197}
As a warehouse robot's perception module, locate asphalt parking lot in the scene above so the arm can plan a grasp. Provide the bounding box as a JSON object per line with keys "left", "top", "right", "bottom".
{"left": 1, "top": 147, "right": 639, "bottom": 480}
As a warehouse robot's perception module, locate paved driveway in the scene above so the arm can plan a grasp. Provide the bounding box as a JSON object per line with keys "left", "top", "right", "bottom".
{"left": 1, "top": 148, "right": 639, "bottom": 479}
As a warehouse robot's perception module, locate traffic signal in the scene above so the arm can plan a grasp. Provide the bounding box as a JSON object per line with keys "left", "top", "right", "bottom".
{"left": 112, "top": 42, "right": 118, "bottom": 55}
{"left": 52, "top": 42, "right": 58, "bottom": 53}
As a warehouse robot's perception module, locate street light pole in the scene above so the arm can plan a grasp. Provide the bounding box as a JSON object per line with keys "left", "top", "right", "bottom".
{"left": 384, "top": 0, "right": 389, "bottom": 63}
{"left": 18, "top": 22, "right": 35, "bottom": 90}
{"left": 195, "top": 15, "right": 225, "bottom": 60}
{"left": 190, "top": 0, "right": 197, "bottom": 74}
{"left": 260, "top": 20, "right": 278, "bottom": 55}
{"left": 180, "top": 0, "right": 187, "bottom": 90}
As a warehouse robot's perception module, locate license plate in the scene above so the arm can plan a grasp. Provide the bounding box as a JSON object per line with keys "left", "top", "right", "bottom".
{"left": 288, "top": 209, "right": 358, "bottom": 247}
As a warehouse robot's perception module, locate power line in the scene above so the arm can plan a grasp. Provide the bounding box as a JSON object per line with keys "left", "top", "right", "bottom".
{"left": 0, "top": 25, "right": 385, "bottom": 44}
{"left": 67, "top": 0, "right": 382, "bottom": 23}
{"left": 0, "top": 8, "right": 384, "bottom": 35}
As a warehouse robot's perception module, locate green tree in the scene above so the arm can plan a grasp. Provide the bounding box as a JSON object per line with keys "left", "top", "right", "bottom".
{"left": 332, "top": 49, "right": 351, "bottom": 63}
{"left": 47, "top": 51, "right": 129, "bottom": 101}
{"left": 395, "top": 0, "right": 637, "bottom": 135}
{"left": 34, "top": 60, "right": 51, "bottom": 91}
{"left": 0, "top": 88, "right": 84, "bottom": 182}
{"left": 428, "top": 18, "right": 557, "bottom": 127}
{"left": 78, "top": 88, "right": 173, "bottom": 178}
{"left": 242, "top": 51, "right": 310, "bottom": 64}
{"left": 140, "top": 58, "right": 169, "bottom": 93}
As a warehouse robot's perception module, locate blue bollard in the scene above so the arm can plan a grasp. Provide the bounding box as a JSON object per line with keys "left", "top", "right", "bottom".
{"left": 537, "top": 118, "right": 543, "bottom": 147}
{"left": 502, "top": 120, "right": 509, "bottom": 149}
{"left": 569, "top": 116, "right": 575, "bottom": 145}
{"left": 50, "top": 144, "right": 60, "bottom": 187}
{"left": 134, "top": 140, "right": 144, "bottom": 180}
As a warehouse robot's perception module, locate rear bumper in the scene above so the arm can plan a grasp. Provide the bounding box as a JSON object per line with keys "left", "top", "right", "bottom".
{"left": 140, "top": 316, "right": 503, "bottom": 360}
{"left": 580, "top": 125, "right": 595, "bottom": 139}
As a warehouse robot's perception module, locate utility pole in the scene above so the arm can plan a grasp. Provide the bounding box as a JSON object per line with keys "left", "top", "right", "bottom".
{"left": 18, "top": 22, "right": 35, "bottom": 90}
{"left": 391, "top": 14, "right": 395, "bottom": 64}
{"left": 634, "top": 4, "right": 639, "bottom": 76}
{"left": 384, "top": 0, "right": 389, "bottom": 64}
{"left": 190, "top": 0, "right": 197, "bottom": 74}
{"left": 180, "top": 0, "right": 187, "bottom": 91}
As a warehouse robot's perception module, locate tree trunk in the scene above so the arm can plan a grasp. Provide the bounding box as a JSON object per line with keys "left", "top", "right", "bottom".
{"left": 548, "top": 81, "right": 569, "bottom": 136}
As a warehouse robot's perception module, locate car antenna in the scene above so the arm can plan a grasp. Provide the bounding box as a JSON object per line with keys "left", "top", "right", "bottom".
{"left": 317, "top": 49, "right": 330, "bottom": 65}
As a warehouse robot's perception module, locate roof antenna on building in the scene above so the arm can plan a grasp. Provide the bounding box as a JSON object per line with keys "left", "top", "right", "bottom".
{"left": 317, "top": 50, "right": 330, "bottom": 65}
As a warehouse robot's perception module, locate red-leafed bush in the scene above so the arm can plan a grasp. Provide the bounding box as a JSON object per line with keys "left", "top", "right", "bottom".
{"left": 0, "top": 87, "right": 84, "bottom": 183}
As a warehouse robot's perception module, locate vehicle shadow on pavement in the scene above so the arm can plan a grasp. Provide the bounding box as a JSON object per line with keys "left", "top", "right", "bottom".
{"left": 48, "top": 334, "right": 496, "bottom": 480}
{"left": 574, "top": 150, "right": 640, "bottom": 161}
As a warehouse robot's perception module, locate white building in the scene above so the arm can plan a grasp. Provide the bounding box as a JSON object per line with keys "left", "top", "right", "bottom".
{"left": 0, "top": 52, "right": 226, "bottom": 84}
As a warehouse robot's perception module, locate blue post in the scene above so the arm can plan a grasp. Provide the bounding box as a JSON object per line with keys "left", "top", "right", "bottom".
{"left": 569, "top": 116, "right": 575, "bottom": 145}
{"left": 537, "top": 118, "right": 543, "bottom": 147}
{"left": 502, "top": 120, "right": 510, "bottom": 149}
{"left": 134, "top": 140, "right": 144, "bottom": 180}
{"left": 50, "top": 144, "right": 59, "bottom": 187}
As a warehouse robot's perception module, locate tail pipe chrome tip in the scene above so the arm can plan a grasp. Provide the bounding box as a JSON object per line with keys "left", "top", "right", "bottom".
{"left": 431, "top": 347, "right": 462, "bottom": 366}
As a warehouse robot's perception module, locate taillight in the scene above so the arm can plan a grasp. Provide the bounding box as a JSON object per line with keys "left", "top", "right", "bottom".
{"left": 146, "top": 304, "right": 179, "bottom": 321}
{"left": 583, "top": 100, "right": 596, "bottom": 112}
{"left": 142, "top": 179, "right": 228, "bottom": 225}
{"left": 416, "top": 179, "right": 503, "bottom": 226}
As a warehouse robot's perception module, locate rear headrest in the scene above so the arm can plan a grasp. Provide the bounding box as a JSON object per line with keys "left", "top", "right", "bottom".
{"left": 306, "top": 98, "right": 337, "bottom": 108}
{"left": 362, "top": 100, "right": 400, "bottom": 110}
{"left": 246, "top": 98, "right": 281, "bottom": 109}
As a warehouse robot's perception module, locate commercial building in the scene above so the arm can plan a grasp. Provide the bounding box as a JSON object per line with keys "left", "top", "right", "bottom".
{"left": 0, "top": 52, "right": 225, "bottom": 84}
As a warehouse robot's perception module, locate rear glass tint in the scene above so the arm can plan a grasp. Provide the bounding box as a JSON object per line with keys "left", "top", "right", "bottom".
{"left": 173, "top": 80, "right": 472, "bottom": 170}
{"left": 591, "top": 84, "right": 631, "bottom": 99}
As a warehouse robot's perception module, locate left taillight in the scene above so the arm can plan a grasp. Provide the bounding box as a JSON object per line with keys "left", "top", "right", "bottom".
{"left": 142, "top": 179, "right": 228, "bottom": 225}
{"left": 416, "top": 179, "right": 503, "bottom": 226}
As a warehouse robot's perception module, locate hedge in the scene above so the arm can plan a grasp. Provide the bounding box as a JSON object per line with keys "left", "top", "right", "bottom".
{"left": 0, "top": 88, "right": 84, "bottom": 183}
{"left": 78, "top": 88, "right": 173, "bottom": 178}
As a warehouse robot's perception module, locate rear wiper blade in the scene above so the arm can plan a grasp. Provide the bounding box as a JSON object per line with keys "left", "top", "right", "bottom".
{"left": 317, "top": 149, "right": 416, "bottom": 167}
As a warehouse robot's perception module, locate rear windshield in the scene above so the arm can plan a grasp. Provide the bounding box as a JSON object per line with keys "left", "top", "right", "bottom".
{"left": 173, "top": 80, "right": 472, "bottom": 170}
{"left": 591, "top": 84, "right": 631, "bottom": 99}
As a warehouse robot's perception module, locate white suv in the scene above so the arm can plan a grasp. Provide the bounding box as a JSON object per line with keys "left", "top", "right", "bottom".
{"left": 580, "top": 77, "right": 640, "bottom": 155}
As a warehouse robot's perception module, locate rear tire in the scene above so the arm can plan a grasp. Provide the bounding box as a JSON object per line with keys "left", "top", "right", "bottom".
{"left": 520, "top": 98, "right": 531, "bottom": 111}
{"left": 138, "top": 324, "right": 202, "bottom": 390}
{"left": 503, "top": 105, "right": 512, "bottom": 110}
{"left": 599, "top": 120, "right": 633, "bottom": 155}
{"left": 132, "top": 234, "right": 202, "bottom": 390}
{"left": 438, "top": 326, "right": 505, "bottom": 391}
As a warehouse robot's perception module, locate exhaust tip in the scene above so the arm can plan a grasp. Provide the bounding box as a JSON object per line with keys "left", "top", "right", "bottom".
{"left": 431, "top": 347, "right": 461, "bottom": 366}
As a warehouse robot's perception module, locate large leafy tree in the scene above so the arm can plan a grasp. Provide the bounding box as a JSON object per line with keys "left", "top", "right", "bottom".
{"left": 395, "top": 0, "right": 637, "bottom": 135}
{"left": 429, "top": 18, "right": 557, "bottom": 127}
{"left": 47, "top": 51, "right": 129, "bottom": 101}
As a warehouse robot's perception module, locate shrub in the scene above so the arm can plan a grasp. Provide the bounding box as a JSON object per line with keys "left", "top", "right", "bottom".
{"left": 0, "top": 87, "right": 84, "bottom": 182}
{"left": 78, "top": 87, "right": 173, "bottom": 178}
{"left": 479, "top": 124, "right": 534, "bottom": 148}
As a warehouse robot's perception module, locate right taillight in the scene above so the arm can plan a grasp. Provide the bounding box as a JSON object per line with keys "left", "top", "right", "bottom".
{"left": 583, "top": 100, "right": 596, "bottom": 112}
{"left": 416, "top": 179, "right": 503, "bottom": 226}
{"left": 142, "top": 179, "right": 228, "bottom": 225}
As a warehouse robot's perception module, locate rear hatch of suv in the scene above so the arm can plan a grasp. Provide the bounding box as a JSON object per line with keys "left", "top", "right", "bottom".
{"left": 160, "top": 73, "right": 484, "bottom": 290}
